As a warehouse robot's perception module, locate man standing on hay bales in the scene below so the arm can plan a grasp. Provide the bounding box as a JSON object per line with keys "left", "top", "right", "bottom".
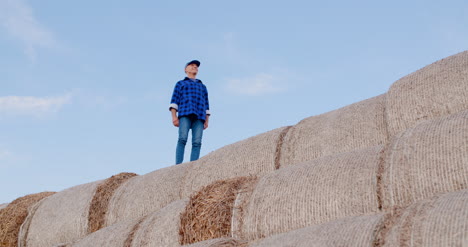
{"left": 169, "top": 60, "right": 210, "bottom": 164}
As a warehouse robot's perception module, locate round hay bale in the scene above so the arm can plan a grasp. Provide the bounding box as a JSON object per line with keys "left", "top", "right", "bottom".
{"left": 383, "top": 189, "right": 468, "bottom": 247}
{"left": 106, "top": 163, "right": 191, "bottom": 226}
{"left": 129, "top": 199, "right": 188, "bottom": 247}
{"left": 21, "top": 180, "right": 102, "bottom": 247}
{"left": 180, "top": 177, "right": 258, "bottom": 245}
{"left": 183, "top": 238, "right": 247, "bottom": 247}
{"left": 240, "top": 145, "right": 383, "bottom": 240}
{"left": 381, "top": 110, "right": 468, "bottom": 209}
{"left": 248, "top": 213, "right": 385, "bottom": 247}
{"left": 386, "top": 50, "right": 468, "bottom": 137}
{"left": 88, "top": 172, "right": 137, "bottom": 233}
{"left": 181, "top": 127, "right": 289, "bottom": 198}
{"left": 279, "top": 94, "right": 388, "bottom": 167}
{"left": 0, "top": 192, "right": 55, "bottom": 247}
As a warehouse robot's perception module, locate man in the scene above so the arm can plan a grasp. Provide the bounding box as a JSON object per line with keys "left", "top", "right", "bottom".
{"left": 169, "top": 60, "right": 210, "bottom": 164}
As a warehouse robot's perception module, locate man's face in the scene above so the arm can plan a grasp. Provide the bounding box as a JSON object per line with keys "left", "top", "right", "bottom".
{"left": 185, "top": 63, "right": 199, "bottom": 74}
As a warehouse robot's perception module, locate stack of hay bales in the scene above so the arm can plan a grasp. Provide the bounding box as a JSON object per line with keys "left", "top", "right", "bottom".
{"left": 2, "top": 173, "right": 136, "bottom": 247}
{"left": 1, "top": 50, "right": 466, "bottom": 247}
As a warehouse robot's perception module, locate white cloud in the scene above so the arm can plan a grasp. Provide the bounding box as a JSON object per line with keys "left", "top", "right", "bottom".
{"left": 0, "top": 0, "right": 57, "bottom": 61}
{"left": 0, "top": 149, "right": 11, "bottom": 160}
{"left": 0, "top": 94, "right": 72, "bottom": 116}
{"left": 226, "top": 73, "right": 285, "bottom": 96}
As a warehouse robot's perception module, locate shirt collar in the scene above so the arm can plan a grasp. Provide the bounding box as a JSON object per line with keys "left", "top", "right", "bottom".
{"left": 184, "top": 77, "right": 202, "bottom": 83}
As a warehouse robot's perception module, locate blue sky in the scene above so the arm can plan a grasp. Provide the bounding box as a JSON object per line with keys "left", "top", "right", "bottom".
{"left": 0, "top": 0, "right": 467, "bottom": 203}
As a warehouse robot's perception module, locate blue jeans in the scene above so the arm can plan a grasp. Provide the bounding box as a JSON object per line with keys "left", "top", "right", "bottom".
{"left": 176, "top": 116, "right": 204, "bottom": 164}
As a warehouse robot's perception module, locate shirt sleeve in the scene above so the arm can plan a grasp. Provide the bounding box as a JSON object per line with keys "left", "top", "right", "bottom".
{"left": 169, "top": 81, "right": 182, "bottom": 111}
{"left": 204, "top": 85, "right": 211, "bottom": 115}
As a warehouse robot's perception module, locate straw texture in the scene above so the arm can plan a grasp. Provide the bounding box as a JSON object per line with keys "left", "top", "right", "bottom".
{"left": 279, "top": 94, "right": 387, "bottom": 167}
{"left": 130, "top": 199, "right": 188, "bottom": 247}
{"left": 183, "top": 238, "right": 247, "bottom": 247}
{"left": 248, "top": 213, "right": 385, "bottom": 247}
{"left": 180, "top": 177, "right": 257, "bottom": 245}
{"left": 386, "top": 50, "right": 468, "bottom": 137}
{"left": 0, "top": 192, "right": 55, "bottom": 247}
{"left": 23, "top": 181, "right": 102, "bottom": 247}
{"left": 106, "top": 163, "right": 191, "bottom": 226}
{"left": 241, "top": 145, "right": 383, "bottom": 240}
{"left": 88, "top": 172, "right": 137, "bottom": 233}
{"left": 381, "top": 110, "right": 468, "bottom": 209}
{"left": 182, "top": 127, "right": 288, "bottom": 197}
{"left": 69, "top": 217, "right": 141, "bottom": 247}
{"left": 383, "top": 189, "right": 468, "bottom": 247}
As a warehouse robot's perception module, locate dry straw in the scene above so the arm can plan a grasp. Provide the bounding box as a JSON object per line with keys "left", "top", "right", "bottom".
{"left": 88, "top": 172, "right": 137, "bottom": 233}
{"left": 381, "top": 110, "right": 468, "bottom": 209}
{"left": 383, "top": 189, "right": 468, "bottom": 247}
{"left": 106, "top": 163, "right": 191, "bottom": 226}
{"left": 279, "top": 94, "right": 388, "bottom": 168}
{"left": 181, "top": 127, "right": 287, "bottom": 198}
{"left": 0, "top": 192, "right": 55, "bottom": 247}
{"left": 179, "top": 177, "right": 257, "bottom": 245}
{"left": 248, "top": 213, "right": 385, "bottom": 247}
{"left": 386, "top": 50, "right": 468, "bottom": 137}
{"left": 241, "top": 145, "right": 383, "bottom": 240}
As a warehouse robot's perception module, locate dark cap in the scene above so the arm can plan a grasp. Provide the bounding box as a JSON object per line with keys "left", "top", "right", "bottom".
{"left": 185, "top": 60, "right": 200, "bottom": 68}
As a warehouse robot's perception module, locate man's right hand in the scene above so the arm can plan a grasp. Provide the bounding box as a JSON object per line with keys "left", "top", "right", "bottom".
{"left": 172, "top": 118, "right": 179, "bottom": 127}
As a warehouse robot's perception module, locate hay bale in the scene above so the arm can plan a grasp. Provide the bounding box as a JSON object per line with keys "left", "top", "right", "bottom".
{"left": 183, "top": 238, "right": 247, "bottom": 247}
{"left": 383, "top": 189, "right": 468, "bottom": 247}
{"left": 180, "top": 177, "right": 258, "bottom": 245}
{"left": 130, "top": 199, "right": 188, "bottom": 247}
{"left": 381, "top": 110, "right": 468, "bottom": 209}
{"left": 88, "top": 172, "right": 137, "bottom": 233}
{"left": 181, "top": 127, "right": 289, "bottom": 197}
{"left": 69, "top": 217, "right": 141, "bottom": 247}
{"left": 106, "top": 163, "right": 191, "bottom": 226}
{"left": 248, "top": 213, "right": 385, "bottom": 247}
{"left": 0, "top": 192, "right": 55, "bottom": 247}
{"left": 386, "top": 50, "right": 468, "bottom": 137}
{"left": 21, "top": 180, "right": 102, "bottom": 247}
{"left": 240, "top": 145, "right": 383, "bottom": 240}
{"left": 279, "top": 94, "right": 387, "bottom": 167}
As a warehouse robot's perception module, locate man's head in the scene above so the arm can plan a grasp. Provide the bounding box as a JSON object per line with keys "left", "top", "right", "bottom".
{"left": 185, "top": 60, "right": 200, "bottom": 78}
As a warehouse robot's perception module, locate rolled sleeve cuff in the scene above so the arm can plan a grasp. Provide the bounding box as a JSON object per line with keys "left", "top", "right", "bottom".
{"left": 169, "top": 103, "right": 178, "bottom": 111}
{"left": 206, "top": 110, "right": 211, "bottom": 115}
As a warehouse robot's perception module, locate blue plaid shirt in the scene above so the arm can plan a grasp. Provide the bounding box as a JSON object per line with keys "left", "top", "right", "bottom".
{"left": 169, "top": 77, "right": 210, "bottom": 121}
